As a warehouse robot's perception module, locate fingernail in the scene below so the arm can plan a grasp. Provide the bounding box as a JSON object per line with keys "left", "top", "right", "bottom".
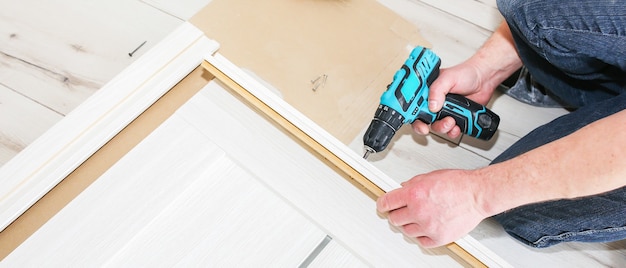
{"left": 428, "top": 100, "right": 438, "bottom": 111}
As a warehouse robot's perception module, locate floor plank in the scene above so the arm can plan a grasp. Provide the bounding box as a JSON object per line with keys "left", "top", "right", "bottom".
{"left": 141, "top": 0, "right": 212, "bottom": 20}
{"left": 378, "top": 0, "right": 494, "bottom": 66}
{"left": 0, "top": 84, "right": 61, "bottom": 165}
{"left": 0, "top": 0, "right": 182, "bottom": 166}
{"left": 419, "top": 0, "right": 502, "bottom": 31}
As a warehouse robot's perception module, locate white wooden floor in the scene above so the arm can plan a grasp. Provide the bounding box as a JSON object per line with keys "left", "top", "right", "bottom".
{"left": 1, "top": 0, "right": 624, "bottom": 266}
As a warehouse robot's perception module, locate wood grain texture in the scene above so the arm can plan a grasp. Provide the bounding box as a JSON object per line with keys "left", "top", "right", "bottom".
{"left": 0, "top": 66, "right": 212, "bottom": 259}
{"left": 141, "top": 0, "right": 212, "bottom": 20}
{"left": 5, "top": 116, "right": 328, "bottom": 266}
{"left": 0, "top": 23, "right": 218, "bottom": 232}
{"left": 420, "top": 0, "right": 502, "bottom": 31}
{"left": 0, "top": 0, "right": 181, "bottom": 114}
{"left": 378, "top": 0, "right": 494, "bottom": 66}
{"left": 0, "top": 0, "right": 183, "bottom": 167}
{"left": 0, "top": 84, "right": 61, "bottom": 164}
{"left": 308, "top": 240, "right": 367, "bottom": 268}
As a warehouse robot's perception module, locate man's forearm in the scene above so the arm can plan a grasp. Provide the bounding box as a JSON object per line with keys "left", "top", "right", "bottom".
{"left": 467, "top": 21, "right": 524, "bottom": 90}
{"left": 477, "top": 109, "right": 626, "bottom": 216}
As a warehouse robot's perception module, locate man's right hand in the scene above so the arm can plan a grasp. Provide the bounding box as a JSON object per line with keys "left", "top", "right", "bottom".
{"left": 413, "top": 62, "right": 497, "bottom": 139}
{"left": 413, "top": 22, "right": 523, "bottom": 140}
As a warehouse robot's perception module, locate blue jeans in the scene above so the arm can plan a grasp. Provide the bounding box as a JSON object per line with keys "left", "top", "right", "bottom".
{"left": 492, "top": 0, "right": 626, "bottom": 248}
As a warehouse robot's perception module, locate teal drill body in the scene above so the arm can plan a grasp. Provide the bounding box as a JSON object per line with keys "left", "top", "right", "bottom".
{"left": 363, "top": 46, "right": 500, "bottom": 156}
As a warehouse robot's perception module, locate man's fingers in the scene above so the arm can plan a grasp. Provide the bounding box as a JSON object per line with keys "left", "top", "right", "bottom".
{"left": 416, "top": 236, "right": 440, "bottom": 248}
{"left": 431, "top": 117, "right": 462, "bottom": 139}
{"left": 376, "top": 188, "right": 407, "bottom": 213}
{"left": 412, "top": 121, "right": 431, "bottom": 135}
{"left": 428, "top": 71, "right": 453, "bottom": 113}
{"left": 387, "top": 207, "right": 416, "bottom": 227}
{"left": 401, "top": 223, "right": 427, "bottom": 238}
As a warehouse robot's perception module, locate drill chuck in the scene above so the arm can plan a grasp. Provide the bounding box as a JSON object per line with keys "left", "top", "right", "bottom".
{"left": 363, "top": 105, "right": 405, "bottom": 153}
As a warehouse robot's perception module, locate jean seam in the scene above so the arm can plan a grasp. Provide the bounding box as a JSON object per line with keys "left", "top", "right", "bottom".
{"left": 539, "top": 23, "right": 623, "bottom": 37}
{"left": 533, "top": 226, "right": 626, "bottom": 248}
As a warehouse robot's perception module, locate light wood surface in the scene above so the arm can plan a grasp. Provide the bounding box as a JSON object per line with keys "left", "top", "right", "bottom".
{"left": 0, "top": 0, "right": 181, "bottom": 166}
{"left": 0, "top": 24, "right": 217, "bottom": 232}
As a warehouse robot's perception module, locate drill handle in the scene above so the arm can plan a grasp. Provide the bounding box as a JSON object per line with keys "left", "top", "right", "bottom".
{"left": 436, "top": 94, "right": 500, "bottom": 140}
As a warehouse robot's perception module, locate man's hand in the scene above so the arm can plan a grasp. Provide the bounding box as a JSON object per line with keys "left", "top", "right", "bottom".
{"left": 376, "top": 169, "right": 489, "bottom": 248}
{"left": 413, "top": 64, "right": 496, "bottom": 139}
{"left": 413, "top": 22, "right": 523, "bottom": 139}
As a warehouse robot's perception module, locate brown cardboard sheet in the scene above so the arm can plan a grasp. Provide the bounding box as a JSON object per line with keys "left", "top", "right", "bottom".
{"left": 190, "top": 0, "right": 428, "bottom": 143}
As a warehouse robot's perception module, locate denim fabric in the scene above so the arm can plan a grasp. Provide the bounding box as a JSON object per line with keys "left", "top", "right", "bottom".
{"left": 498, "top": 0, "right": 626, "bottom": 108}
{"left": 492, "top": 0, "right": 626, "bottom": 247}
{"left": 491, "top": 93, "right": 626, "bottom": 248}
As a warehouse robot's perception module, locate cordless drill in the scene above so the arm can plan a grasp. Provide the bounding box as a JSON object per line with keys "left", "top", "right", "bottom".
{"left": 362, "top": 46, "right": 500, "bottom": 158}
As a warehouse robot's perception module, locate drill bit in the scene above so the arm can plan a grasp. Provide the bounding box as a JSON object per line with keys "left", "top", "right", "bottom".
{"left": 362, "top": 147, "right": 375, "bottom": 159}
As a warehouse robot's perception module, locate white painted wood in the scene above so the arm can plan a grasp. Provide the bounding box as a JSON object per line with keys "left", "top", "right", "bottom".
{"left": 378, "top": 0, "right": 495, "bottom": 66}
{"left": 0, "top": 0, "right": 182, "bottom": 115}
{"left": 0, "top": 0, "right": 182, "bottom": 167}
{"left": 209, "top": 54, "right": 502, "bottom": 268}
{"left": 5, "top": 116, "right": 327, "bottom": 266}
{"left": 103, "top": 153, "right": 327, "bottom": 267}
{"left": 489, "top": 92, "right": 570, "bottom": 139}
{"left": 420, "top": 0, "right": 503, "bottom": 31}
{"left": 0, "top": 84, "right": 62, "bottom": 165}
{"left": 143, "top": 81, "right": 467, "bottom": 267}
{"left": 0, "top": 23, "right": 219, "bottom": 231}
{"left": 309, "top": 240, "right": 367, "bottom": 268}
{"left": 203, "top": 54, "right": 509, "bottom": 267}
{"left": 141, "top": 0, "right": 213, "bottom": 20}
{"left": 6, "top": 81, "right": 461, "bottom": 266}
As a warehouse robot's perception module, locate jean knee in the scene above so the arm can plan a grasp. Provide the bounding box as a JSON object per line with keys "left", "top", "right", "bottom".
{"left": 496, "top": 0, "right": 522, "bottom": 21}
{"left": 496, "top": 0, "right": 544, "bottom": 35}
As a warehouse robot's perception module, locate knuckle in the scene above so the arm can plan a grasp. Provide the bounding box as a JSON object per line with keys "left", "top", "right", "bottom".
{"left": 406, "top": 187, "right": 425, "bottom": 201}
{"left": 376, "top": 196, "right": 388, "bottom": 212}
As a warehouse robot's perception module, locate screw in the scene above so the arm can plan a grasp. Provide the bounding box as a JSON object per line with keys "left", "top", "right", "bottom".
{"left": 128, "top": 41, "right": 147, "bottom": 57}
{"left": 311, "top": 76, "right": 322, "bottom": 84}
{"left": 311, "top": 74, "right": 328, "bottom": 92}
